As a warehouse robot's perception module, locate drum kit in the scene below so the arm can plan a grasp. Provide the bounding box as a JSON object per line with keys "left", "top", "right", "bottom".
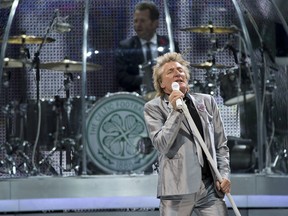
{"left": 0, "top": 34, "right": 101, "bottom": 176}
{"left": 181, "top": 22, "right": 256, "bottom": 106}
{"left": 0, "top": 23, "right": 256, "bottom": 176}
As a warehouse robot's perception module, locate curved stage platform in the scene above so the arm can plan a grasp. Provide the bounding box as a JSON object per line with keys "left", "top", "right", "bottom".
{"left": 0, "top": 173, "right": 288, "bottom": 216}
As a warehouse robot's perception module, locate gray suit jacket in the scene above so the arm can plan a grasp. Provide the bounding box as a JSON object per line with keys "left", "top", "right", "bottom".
{"left": 144, "top": 93, "right": 230, "bottom": 198}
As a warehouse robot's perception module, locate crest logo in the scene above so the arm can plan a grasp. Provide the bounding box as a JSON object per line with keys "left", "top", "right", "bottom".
{"left": 86, "top": 93, "right": 157, "bottom": 174}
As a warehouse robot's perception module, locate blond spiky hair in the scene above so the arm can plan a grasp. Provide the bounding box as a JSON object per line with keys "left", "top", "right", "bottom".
{"left": 153, "top": 52, "right": 191, "bottom": 96}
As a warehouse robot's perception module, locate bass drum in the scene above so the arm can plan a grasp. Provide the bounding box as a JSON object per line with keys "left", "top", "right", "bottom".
{"left": 86, "top": 92, "right": 157, "bottom": 174}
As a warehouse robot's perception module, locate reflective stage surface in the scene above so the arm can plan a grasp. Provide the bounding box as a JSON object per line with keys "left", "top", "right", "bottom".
{"left": 0, "top": 173, "right": 288, "bottom": 216}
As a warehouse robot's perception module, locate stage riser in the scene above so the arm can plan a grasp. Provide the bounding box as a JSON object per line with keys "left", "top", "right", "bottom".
{"left": 1, "top": 209, "right": 288, "bottom": 216}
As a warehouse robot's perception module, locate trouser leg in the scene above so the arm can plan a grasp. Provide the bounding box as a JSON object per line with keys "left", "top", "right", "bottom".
{"left": 194, "top": 178, "right": 228, "bottom": 216}
{"left": 160, "top": 194, "right": 196, "bottom": 216}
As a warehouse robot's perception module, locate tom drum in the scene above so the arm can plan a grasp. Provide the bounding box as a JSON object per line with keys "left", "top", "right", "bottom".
{"left": 220, "top": 69, "right": 255, "bottom": 106}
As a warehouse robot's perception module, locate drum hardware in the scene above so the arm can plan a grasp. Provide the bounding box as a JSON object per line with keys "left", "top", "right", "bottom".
{"left": 192, "top": 43, "right": 234, "bottom": 68}
{"left": 63, "top": 72, "right": 73, "bottom": 98}
{"left": 269, "top": 134, "right": 288, "bottom": 174}
{"left": 189, "top": 79, "right": 204, "bottom": 93}
{"left": 0, "top": 98, "right": 67, "bottom": 176}
{"left": 60, "top": 138, "right": 76, "bottom": 172}
{"left": 56, "top": 96, "right": 74, "bottom": 174}
{"left": 2, "top": 70, "right": 11, "bottom": 88}
{"left": 33, "top": 96, "right": 72, "bottom": 175}
{"left": 35, "top": 96, "right": 95, "bottom": 175}
{"left": 271, "top": 148, "right": 288, "bottom": 174}
{"left": 203, "top": 71, "right": 218, "bottom": 96}
{"left": 1, "top": 100, "right": 42, "bottom": 175}
{"left": 49, "top": 96, "right": 75, "bottom": 174}
{"left": 139, "top": 62, "right": 155, "bottom": 97}
{"left": 26, "top": 18, "right": 60, "bottom": 174}
{"left": 0, "top": 137, "right": 33, "bottom": 175}
{"left": 265, "top": 77, "right": 277, "bottom": 94}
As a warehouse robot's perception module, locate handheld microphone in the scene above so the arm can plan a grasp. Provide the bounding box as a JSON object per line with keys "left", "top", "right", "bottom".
{"left": 171, "top": 82, "right": 182, "bottom": 110}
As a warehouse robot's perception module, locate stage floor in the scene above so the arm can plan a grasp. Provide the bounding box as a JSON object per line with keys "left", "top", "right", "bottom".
{"left": 0, "top": 173, "right": 288, "bottom": 215}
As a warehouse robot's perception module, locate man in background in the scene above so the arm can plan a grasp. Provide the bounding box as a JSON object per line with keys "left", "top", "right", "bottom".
{"left": 115, "top": 1, "right": 180, "bottom": 97}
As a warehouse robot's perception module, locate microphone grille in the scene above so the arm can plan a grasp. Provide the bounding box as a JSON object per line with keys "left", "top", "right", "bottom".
{"left": 171, "top": 82, "right": 180, "bottom": 90}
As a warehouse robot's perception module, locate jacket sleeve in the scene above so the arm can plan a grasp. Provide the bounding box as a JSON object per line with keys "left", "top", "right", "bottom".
{"left": 210, "top": 95, "right": 230, "bottom": 180}
{"left": 144, "top": 101, "right": 184, "bottom": 155}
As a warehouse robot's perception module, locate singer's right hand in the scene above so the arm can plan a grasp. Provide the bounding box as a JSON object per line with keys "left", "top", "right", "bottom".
{"left": 169, "top": 89, "right": 184, "bottom": 110}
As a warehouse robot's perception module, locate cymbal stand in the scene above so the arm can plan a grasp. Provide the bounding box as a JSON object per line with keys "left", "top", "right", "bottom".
{"left": 39, "top": 76, "right": 76, "bottom": 175}
{"left": 60, "top": 72, "right": 75, "bottom": 173}
{"left": 39, "top": 97, "right": 61, "bottom": 159}
{"left": 55, "top": 72, "right": 75, "bottom": 174}
{"left": 204, "top": 33, "right": 219, "bottom": 96}
{"left": 35, "top": 95, "right": 76, "bottom": 176}
{"left": 203, "top": 70, "right": 217, "bottom": 96}
{"left": 64, "top": 72, "right": 73, "bottom": 99}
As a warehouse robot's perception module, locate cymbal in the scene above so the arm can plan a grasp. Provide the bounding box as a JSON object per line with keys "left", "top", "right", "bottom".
{"left": 191, "top": 61, "right": 233, "bottom": 70}
{"left": 0, "top": 35, "right": 56, "bottom": 44}
{"left": 3, "top": 58, "right": 31, "bottom": 68}
{"left": 180, "top": 24, "right": 240, "bottom": 34}
{"left": 40, "top": 59, "right": 102, "bottom": 72}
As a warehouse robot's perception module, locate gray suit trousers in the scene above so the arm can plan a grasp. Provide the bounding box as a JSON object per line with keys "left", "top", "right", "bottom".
{"left": 160, "top": 178, "right": 229, "bottom": 216}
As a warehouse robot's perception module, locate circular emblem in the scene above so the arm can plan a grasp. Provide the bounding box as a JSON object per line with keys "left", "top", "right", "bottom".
{"left": 86, "top": 92, "right": 157, "bottom": 174}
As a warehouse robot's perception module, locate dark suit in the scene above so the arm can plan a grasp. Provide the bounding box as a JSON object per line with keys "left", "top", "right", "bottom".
{"left": 115, "top": 35, "right": 180, "bottom": 93}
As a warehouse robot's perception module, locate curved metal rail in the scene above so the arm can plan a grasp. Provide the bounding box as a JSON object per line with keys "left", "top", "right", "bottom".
{"left": 231, "top": 0, "right": 264, "bottom": 172}
{"left": 0, "top": 0, "right": 20, "bottom": 96}
{"left": 163, "top": 0, "right": 175, "bottom": 53}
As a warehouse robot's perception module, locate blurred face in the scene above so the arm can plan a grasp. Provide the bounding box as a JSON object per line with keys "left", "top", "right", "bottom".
{"left": 160, "top": 61, "right": 189, "bottom": 94}
{"left": 133, "top": 9, "right": 158, "bottom": 41}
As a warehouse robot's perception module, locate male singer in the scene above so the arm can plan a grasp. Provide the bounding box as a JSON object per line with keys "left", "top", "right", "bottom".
{"left": 144, "top": 52, "right": 231, "bottom": 216}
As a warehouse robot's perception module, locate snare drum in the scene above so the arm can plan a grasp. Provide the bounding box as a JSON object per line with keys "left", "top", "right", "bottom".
{"left": 86, "top": 92, "right": 157, "bottom": 174}
{"left": 219, "top": 69, "right": 255, "bottom": 106}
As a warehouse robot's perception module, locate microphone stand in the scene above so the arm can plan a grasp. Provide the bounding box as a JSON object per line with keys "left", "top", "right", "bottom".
{"left": 30, "top": 11, "right": 58, "bottom": 174}
{"left": 181, "top": 101, "right": 241, "bottom": 216}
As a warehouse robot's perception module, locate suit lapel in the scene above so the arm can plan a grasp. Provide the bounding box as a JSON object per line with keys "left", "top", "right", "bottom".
{"left": 190, "top": 94, "right": 213, "bottom": 150}
{"left": 190, "top": 94, "right": 208, "bottom": 125}
{"left": 163, "top": 96, "right": 192, "bottom": 135}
